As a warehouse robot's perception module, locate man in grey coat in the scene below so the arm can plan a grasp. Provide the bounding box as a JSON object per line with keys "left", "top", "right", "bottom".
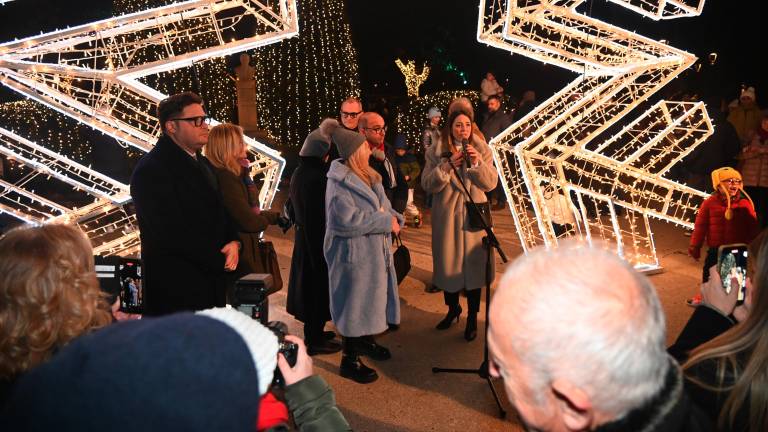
{"left": 323, "top": 120, "right": 404, "bottom": 384}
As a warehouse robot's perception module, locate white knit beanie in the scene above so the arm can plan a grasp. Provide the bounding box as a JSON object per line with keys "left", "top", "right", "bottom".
{"left": 197, "top": 307, "right": 278, "bottom": 396}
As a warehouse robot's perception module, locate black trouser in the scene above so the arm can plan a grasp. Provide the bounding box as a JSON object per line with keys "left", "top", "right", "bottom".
{"left": 304, "top": 321, "right": 326, "bottom": 346}
{"left": 443, "top": 289, "right": 481, "bottom": 313}
{"left": 702, "top": 247, "right": 718, "bottom": 283}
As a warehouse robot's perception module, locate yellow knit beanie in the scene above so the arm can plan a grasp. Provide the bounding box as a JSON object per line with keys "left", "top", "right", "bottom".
{"left": 710, "top": 167, "right": 753, "bottom": 220}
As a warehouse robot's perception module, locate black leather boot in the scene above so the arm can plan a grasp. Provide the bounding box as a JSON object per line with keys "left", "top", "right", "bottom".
{"left": 339, "top": 337, "right": 378, "bottom": 383}
{"left": 436, "top": 291, "right": 462, "bottom": 330}
{"left": 356, "top": 335, "right": 391, "bottom": 360}
{"left": 464, "top": 312, "right": 477, "bottom": 341}
{"left": 305, "top": 323, "right": 342, "bottom": 356}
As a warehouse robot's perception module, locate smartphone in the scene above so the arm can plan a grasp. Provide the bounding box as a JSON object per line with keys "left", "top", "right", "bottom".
{"left": 717, "top": 244, "right": 748, "bottom": 304}
{"left": 118, "top": 258, "right": 143, "bottom": 314}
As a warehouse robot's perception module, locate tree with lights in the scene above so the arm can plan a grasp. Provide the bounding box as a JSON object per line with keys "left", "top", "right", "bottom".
{"left": 253, "top": 0, "right": 360, "bottom": 148}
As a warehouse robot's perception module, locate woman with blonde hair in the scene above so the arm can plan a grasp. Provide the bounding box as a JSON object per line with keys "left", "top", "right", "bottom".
{"left": 674, "top": 228, "right": 768, "bottom": 431}
{"left": 323, "top": 119, "right": 403, "bottom": 384}
{"left": 0, "top": 223, "right": 111, "bottom": 401}
{"left": 206, "top": 123, "right": 283, "bottom": 278}
{"left": 421, "top": 108, "right": 498, "bottom": 342}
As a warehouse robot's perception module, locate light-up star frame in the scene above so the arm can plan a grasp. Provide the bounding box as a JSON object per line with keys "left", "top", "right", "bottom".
{"left": 478, "top": 0, "right": 710, "bottom": 269}
{"left": 0, "top": 0, "right": 298, "bottom": 256}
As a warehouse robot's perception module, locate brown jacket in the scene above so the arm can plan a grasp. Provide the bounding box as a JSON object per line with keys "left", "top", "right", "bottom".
{"left": 213, "top": 167, "right": 279, "bottom": 274}
{"left": 739, "top": 134, "right": 768, "bottom": 188}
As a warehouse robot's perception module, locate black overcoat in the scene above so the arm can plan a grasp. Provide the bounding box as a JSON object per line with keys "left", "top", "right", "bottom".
{"left": 130, "top": 135, "right": 238, "bottom": 316}
{"left": 286, "top": 156, "right": 331, "bottom": 324}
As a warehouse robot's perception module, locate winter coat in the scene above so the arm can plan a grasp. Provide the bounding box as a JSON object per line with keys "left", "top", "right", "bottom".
{"left": 480, "top": 109, "right": 513, "bottom": 142}
{"left": 264, "top": 375, "right": 351, "bottom": 431}
{"left": 421, "top": 134, "right": 498, "bottom": 293}
{"left": 324, "top": 160, "right": 404, "bottom": 337}
{"left": 213, "top": 166, "right": 279, "bottom": 278}
{"left": 592, "top": 359, "right": 714, "bottom": 432}
{"left": 738, "top": 128, "right": 768, "bottom": 187}
{"left": 727, "top": 103, "right": 762, "bottom": 144}
{"left": 422, "top": 125, "right": 440, "bottom": 150}
{"left": 394, "top": 153, "right": 421, "bottom": 189}
{"left": 689, "top": 193, "right": 758, "bottom": 250}
{"left": 130, "top": 135, "right": 239, "bottom": 316}
{"left": 286, "top": 157, "right": 331, "bottom": 324}
{"left": 370, "top": 146, "right": 408, "bottom": 213}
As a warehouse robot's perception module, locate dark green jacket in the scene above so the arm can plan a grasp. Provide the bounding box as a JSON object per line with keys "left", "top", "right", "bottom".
{"left": 267, "top": 375, "right": 351, "bottom": 431}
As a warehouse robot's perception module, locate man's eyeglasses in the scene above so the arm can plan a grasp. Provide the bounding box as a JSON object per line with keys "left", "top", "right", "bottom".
{"left": 341, "top": 111, "right": 362, "bottom": 118}
{"left": 722, "top": 179, "right": 743, "bottom": 185}
{"left": 364, "top": 126, "right": 387, "bottom": 134}
{"left": 171, "top": 116, "right": 211, "bottom": 127}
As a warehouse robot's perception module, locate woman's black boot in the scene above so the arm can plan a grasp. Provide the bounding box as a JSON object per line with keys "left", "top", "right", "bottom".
{"left": 465, "top": 289, "right": 481, "bottom": 341}
{"left": 339, "top": 337, "right": 378, "bottom": 384}
{"left": 436, "top": 291, "right": 462, "bottom": 330}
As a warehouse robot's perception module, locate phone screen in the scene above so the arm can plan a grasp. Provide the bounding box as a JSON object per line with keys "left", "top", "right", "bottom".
{"left": 119, "top": 259, "right": 143, "bottom": 314}
{"left": 718, "top": 246, "right": 748, "bottom": 303}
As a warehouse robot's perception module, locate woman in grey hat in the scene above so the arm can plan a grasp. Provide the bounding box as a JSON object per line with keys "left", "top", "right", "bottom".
{"left": 323, "top": 120, "right": 404, "bottom": 384}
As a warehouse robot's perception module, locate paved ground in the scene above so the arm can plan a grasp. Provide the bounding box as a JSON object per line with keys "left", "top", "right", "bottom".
{"left": 263, "top": 190, "right": 700, "bottom": 431}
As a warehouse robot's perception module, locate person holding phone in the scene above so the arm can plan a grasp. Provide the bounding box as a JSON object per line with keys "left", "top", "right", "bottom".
{"left": 687, "top": 167, "right": 759, "bottom": 306}
{"left": 421, "top": 107, "right": 497, "bottom": 341}
{"left": 668, "top": 229, "right": 768, "bottom": 431}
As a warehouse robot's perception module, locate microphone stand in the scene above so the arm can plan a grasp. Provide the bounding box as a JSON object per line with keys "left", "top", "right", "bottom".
{"left": 431, "top": 153, "right": 508, "bottom": 419}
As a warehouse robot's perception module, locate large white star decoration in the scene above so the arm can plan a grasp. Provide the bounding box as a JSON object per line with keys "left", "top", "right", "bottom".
{"left": 478, "top": 0, "right": 710, "bottom": 269}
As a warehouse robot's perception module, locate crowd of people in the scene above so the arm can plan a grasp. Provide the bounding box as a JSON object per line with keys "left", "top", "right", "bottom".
{"left": 1, "top": 74, "right": 767, "bottom": 431}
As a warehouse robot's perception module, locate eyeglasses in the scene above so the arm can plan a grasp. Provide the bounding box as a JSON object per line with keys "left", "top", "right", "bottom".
{"left": 364, "top": 126, "right": 387, "bottom": 134}
{"left": 341, "top": 111, "right": 362, "bottom": 118}
{"left": 722, "top": 179, "right": 743, "bottom": 185}
{"left": 170, "top": 116, "right": 211, "bottom": 127}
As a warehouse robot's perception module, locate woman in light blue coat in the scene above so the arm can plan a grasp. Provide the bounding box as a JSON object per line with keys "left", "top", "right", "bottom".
{"left": 323, "top": 120, "right": 403, "bottom": 384}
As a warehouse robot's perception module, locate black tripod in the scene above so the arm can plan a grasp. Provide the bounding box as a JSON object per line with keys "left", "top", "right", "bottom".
{"left": 431, "top": 156, "right": 508, "bottom": 419}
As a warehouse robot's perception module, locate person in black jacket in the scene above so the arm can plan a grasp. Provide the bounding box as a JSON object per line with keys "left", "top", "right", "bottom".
{"left": 286, "top": 120, "right": 342, "bottom": 356}
{"left": 358, "top": 112, "right": 408, "bottom": 213}
{"left": 130, "top": 92, "right": 241, "bottom": 316}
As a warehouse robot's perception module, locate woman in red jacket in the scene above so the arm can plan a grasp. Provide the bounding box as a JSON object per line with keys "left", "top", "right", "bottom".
{"left": 688, "top": 167, "right": 759, "bottom": 305}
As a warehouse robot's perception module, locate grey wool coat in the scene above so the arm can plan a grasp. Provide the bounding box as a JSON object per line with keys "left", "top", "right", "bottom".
{"left": 324, "top": 160, "right": 404, "bottom": 337}
{"left": 421, "top": 134, "right": 498, "bottom": 293}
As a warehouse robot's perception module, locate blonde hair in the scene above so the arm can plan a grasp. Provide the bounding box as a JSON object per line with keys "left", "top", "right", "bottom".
{"left": 345, "top": 143, "right": 380, "bottom": 188}
{"left": 0, "top": 224, "right": 112, "bottom": 379}
{"left": 206, "top": 123, "right": 245, "bottom": 177}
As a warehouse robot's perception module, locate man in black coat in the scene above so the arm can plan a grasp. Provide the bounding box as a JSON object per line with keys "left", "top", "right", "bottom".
{"left": 481, "top": 95, "right": 513, "bottom": 209}
{"left": 286, "top": 120, "right": 341, "bottom": 356}
{"left": 130, "top": 92, "right": 241, "bottom": 316}
{"left": 358, "top": 112, "right": 408, "bottom": 213}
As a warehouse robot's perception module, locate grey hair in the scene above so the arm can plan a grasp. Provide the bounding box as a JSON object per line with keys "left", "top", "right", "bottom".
{"left": 495, "top": 241, "right": 668, "bottom": 417}
{"left": 357, "top": 112, "right": 382, "bottom": 131}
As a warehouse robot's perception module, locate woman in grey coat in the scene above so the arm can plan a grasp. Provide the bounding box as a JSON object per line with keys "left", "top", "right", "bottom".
{"left": 421, "top": 108, "right": 498, "bottom": 341}
{"left": 323, "top": 121, "right": 404, "bottom": 384}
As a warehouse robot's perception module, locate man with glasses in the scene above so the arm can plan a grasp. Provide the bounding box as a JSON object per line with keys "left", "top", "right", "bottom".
{"left": 130, "top": 92, "right": 241, "bottom": 316}
{"left": 339, "top": 97, "right": 363, "bottom": 131}
{"left": 358, "top": 112, "right": 408, "bottom": 213}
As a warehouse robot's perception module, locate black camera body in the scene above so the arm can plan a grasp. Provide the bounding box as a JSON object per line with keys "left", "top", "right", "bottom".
{"left": 266, "top": 321, "right": 298, "bottom": 387}
{"left": 231, "top": 273, "right": 278, "bottom": 325}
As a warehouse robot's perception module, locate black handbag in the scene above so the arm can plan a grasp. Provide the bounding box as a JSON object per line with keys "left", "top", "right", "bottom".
{"left": 466, "top": 201, "right": 493, "bottom": 231}
{"left": 392, "top": 234, "right": 411, "bottom": 285}
{"left": 257, "top": 240, "right": 283, "bottom": 291}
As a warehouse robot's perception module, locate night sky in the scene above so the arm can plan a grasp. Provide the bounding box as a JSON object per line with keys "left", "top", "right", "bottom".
{"left": 0, "top": 0, "right": 765, "bottom": 104}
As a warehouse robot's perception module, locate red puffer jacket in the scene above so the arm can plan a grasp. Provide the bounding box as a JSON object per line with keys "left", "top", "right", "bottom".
{"left": 690, "top": 193, "right": 758, "bottom": 249}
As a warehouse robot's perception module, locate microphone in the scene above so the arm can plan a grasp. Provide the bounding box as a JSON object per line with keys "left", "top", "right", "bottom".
{"left": 461, "top": 139, "right": 471, "bottom": 168}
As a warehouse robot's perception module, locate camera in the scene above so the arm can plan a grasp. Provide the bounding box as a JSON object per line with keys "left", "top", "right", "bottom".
{"left": 94, "top": 256, "right": 143, "bottom": 314}
{"left": 266, "top": 321, "right": 298, "bottom": 388}
{"left": 230, "top": 273, "right": 279, "bottom": 325}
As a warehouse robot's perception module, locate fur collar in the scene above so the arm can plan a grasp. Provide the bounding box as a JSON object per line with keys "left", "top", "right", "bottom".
{"left": 326, "top": 159, "right": 383, "bottom": 209}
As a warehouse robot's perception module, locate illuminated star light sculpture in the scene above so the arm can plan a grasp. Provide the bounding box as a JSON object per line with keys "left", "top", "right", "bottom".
{"left": 0, "top": 0, "right": 298, "bottom": 256}
{"left": 395, "top": 59, "right": 430, "bottom": 98}
{"left": 478, "top": 0, "right": 711, "bottom": 269}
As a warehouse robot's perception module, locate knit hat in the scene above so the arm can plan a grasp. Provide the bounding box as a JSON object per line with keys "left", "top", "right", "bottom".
{"left": 741, "top": 87, "right": 756, "bottom": 101}
{"left": 393, "top": 133, "right": 408, "bottom": 150}
{"left": 324, "top": 117, "right": 366, "bottom": 159}
{"left": 197, "top": 307, "right": 278, "bottom": 396}
{"left": 427, "top": 107, "right": 441, "bottom": 119}
{"left": 299, "top": 121, "right": 333, "bottom": 158}
{"left": 711, "top": 167, "right": 753, "bottom": 220}
{"left": 1, "top": 313, "right": 264, "bottom": 432}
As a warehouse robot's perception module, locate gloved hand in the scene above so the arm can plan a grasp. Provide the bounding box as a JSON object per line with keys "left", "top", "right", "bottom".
{"left": 688, "top": 245, "right": 700, "bottom": 260}
{"left": 276, "top": 216, "right": 292, "bottom": 234}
